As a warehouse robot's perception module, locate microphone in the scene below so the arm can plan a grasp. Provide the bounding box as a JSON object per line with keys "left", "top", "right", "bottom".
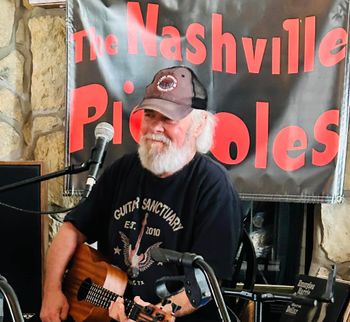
{"left": 83, "top": 122, "right": 114, "bottom": 198}
{"left": 150, "top": 248, "right": 203, "bottom": 266}
{"left": 151, "top": 248, "right": 211, "bottom": 308}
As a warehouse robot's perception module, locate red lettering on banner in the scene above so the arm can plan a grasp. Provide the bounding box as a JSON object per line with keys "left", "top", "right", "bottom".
{"left": 160, "top": 26, "right": 182, "bottom": 61}
{"left": 71, "top": 27, "right": 119, "bottom": 63}
{"left": 186, "top": 23, "right": 206, "bottom": 65}
{"left": 71, "top": 28, "right": 89, "bottom": 63}
{"left": 68, "top": 81, "right": 340, "bottom": 172}
{"left": 207, "top": 104, "right": 338, "bottom": 170}
{"left": 272, "top": 126, "right": 307, "bottom": 171}
{"left": 319, "top": 28, "right": 348, "bottom": 67}
{"left": 113, "top": 102, "right": 123, "bottom": 144}
{"left": 271, "top": 37, "right": 281, "bottom": 74}
{"left": 255, "top": 102, "right": 269, "bottom": 169}
{"left": 127, "top": 2, "right": 159, "bottom": 56}
{"left": 304, "top": 16, "right": 316, "bottom": 72}
{"left": 242, "top": 37, "right": 267, "bottom": 73}
{"left": 89, "top": 27, "right": 104, "bottom": 61}
{"left": 71, "top": 11, "right": 348, "bottom": 74}
{"left": 211, "top": 112, "right": 250, "bottom": 164}
{"left": 69, "top": 84, "right": 108, "bottom": 153}
{"left": 105, "top": 34, "right": 119, "bottom": 55}
{"left": 129, "top": 109, "right": 143, "bottom": 143}
{"left": 68, "top": 6, "right": 346, "bottom": 172}
{"left": 312, "top": 109, "right": 339, "bottom": 166}
{"left": 212, "top": 13, "right": 237, "bottom": 74}
{"left": 283, "top": 18, "right": 300, "bottom": 74}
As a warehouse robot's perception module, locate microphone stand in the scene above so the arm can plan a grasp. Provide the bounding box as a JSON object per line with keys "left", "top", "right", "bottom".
{"left": 0, "top": 162, "right": 91, "bottom": 194}
{"left": 0, "top": 275, "right": 24, "bottom": 322}
{"left": 193, "top": 258, "right": 231, "bottom": 322}
{"left": 0, "top": 161, "right": 93, "bottom": 321}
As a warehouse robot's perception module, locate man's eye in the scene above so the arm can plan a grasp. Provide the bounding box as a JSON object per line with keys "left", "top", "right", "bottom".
{"left": 144, "top": 112, "right": 154, "bottom": 118}
{"left": 163, "top": 117, "right": 175, "bottom": 124}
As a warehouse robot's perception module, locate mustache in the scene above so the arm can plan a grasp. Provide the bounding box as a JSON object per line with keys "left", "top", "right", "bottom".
{"left": 141, "top": 133, "right": 171, "bottom": 145}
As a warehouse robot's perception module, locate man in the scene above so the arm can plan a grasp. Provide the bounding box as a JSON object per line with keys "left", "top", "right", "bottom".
{"left": 40, "top": 66, "right": 242, "bottom": 322}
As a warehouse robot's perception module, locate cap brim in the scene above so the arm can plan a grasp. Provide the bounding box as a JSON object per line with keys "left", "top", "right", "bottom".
{"left": 133, "top": 98, "right": 192, "bottom": 121}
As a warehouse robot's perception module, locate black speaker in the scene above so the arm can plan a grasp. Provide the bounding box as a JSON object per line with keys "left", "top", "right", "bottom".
{"left": 0, "top": 162, "right": 47, "bottom": 322}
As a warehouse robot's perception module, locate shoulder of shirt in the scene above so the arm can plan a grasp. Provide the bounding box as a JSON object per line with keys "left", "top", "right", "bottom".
{"left": 195, "top": 154, "right": 238, "bottom": 196}
{"left": 102, "top": 152, "right": 139, "bottom": 174}
{"left": 196, "top": 153, "right": 230, "bottom": 178}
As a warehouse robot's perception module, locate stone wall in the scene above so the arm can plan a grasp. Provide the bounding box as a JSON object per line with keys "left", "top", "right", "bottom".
{"left": 0, "top": 0, "right": 349, "bottom": 283}
{"left": 0, "top": 0, "right": 73, "bottom": 238}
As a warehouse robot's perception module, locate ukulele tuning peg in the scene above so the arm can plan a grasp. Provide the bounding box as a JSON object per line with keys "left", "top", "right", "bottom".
{"left": 171, "top": 303, "right": 181, "bottom": 313}
{"left": 143, "top": 305, "right": 154, "bottom": 315}
{"left": 161, "top": 299, "right": 171, "bottom": 306}
{"left": 155, "top": 312, "right": 165, "bottom": 321}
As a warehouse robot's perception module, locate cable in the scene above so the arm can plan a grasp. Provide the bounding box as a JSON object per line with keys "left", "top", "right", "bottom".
{"left": 0, "top": 197, "right": 86, "bottom": 215}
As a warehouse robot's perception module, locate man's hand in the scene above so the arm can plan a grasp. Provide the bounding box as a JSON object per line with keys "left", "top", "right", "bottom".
{"left": 109, "top": 296, "right": 175, "bottom": 322}
{"left": 109, "top": 296, "right": 147, "bottom": 322}
{"left": 40, "top": 223, "right": 87, "bottom": 321}
{"left": 40, "top": 290, "right": 69, "bottom": 322}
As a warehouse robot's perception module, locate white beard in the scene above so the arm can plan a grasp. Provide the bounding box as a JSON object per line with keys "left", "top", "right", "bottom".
{"left": 138, "top": 133, "right": 193, "bottom": 176}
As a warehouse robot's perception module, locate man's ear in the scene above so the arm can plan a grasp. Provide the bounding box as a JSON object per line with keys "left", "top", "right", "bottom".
{"left": 193, "top": 112, "right": 207, "bottom": 138}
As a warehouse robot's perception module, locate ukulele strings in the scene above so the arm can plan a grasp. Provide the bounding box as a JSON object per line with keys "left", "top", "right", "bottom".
{"left": 63, "top": 275, "right": 170, "bottom": 321}
{"left": 63, "top": 274, "right": 142, "bottom": 309}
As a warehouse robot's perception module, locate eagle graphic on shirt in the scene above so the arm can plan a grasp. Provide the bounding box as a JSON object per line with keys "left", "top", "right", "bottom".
{"left": 119, "top": 213, "right": 162, "bottom": 278}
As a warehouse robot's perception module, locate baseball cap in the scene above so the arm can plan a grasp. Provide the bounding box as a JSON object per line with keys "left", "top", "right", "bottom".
{"left": 133, "top": 66, "right": 208, "bottom": 120}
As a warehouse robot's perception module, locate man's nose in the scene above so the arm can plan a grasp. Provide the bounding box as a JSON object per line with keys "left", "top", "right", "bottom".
{"left": 149, "top": 118, "right": 165, "bottom": 132}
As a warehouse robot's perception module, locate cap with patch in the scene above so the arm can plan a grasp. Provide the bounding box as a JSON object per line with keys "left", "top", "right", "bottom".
{"left": 134, "top": 66, "right": 207, "bottom": 120}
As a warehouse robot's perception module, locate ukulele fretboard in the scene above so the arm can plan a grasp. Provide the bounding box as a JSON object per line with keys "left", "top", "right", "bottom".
{"left": 82, "top": 279, "right": 142, "bottom": 319}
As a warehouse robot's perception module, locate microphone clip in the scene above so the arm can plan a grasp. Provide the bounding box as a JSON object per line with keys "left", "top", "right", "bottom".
{"left": 155, "top": 266, "right": 211, "bottom": 308}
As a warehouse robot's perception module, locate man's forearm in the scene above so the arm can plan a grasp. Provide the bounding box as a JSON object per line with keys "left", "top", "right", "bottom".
{"left": 40, "top": 222, "right": 88, "bottom": 322}
{"left": 43, "top": 222, "right": 86, "bottom": 292}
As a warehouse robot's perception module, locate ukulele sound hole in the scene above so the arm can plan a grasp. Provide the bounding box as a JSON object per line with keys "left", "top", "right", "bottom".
{"left": 77, "top": 278, "right": 92, "bottom": 301}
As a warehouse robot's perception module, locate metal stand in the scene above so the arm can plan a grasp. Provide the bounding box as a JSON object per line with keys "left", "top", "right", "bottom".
{"left": 194, "top": 258, "right": 232, "bottom": 322}
{"left": 222, "top": 265, "right": 336, "bottom": 322}
{"left": 0, "top": 161, "right": 92, "bottom": 321}
{"left": 0, "top": 276, "right": 24, "bottom": 322}
{"left": 153, "top": 248, "right": 233, "bottom": 321}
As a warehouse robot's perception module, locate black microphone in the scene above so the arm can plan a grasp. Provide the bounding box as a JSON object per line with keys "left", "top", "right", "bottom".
{"left": 150, "top": 247, "right": 203, "bottom": 266}
{"left": 83, "top": 122, "right": 114, "bottom": 198}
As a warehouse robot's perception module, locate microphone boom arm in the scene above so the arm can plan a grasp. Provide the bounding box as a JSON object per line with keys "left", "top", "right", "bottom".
{"left": 0, "top": 162, "right": 91, "bottom": 194}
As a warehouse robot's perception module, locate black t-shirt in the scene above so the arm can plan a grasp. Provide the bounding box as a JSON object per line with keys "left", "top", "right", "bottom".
{"left": 65, "top": 152, "right": 242, "bottom": 320}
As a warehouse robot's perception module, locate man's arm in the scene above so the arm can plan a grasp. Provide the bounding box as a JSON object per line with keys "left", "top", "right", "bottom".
{"left": 40, "top": 222, "right": 87, "bottom": 322}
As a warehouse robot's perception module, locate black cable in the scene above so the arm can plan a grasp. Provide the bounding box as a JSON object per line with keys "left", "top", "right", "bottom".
{"left": 0, "top": 197, "right": 86, "bottom": 215}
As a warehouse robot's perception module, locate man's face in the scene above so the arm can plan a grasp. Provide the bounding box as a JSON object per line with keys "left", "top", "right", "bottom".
{"left": 140, "top": 109, "right": 195, "bottom": 152}
{"left": 138, "top": 109, "right": 198, "bottom": 176}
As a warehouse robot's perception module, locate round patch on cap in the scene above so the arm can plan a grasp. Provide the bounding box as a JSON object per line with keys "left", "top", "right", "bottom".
{"left": 157, "top": 74, "right": 177, "bottom": 92}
